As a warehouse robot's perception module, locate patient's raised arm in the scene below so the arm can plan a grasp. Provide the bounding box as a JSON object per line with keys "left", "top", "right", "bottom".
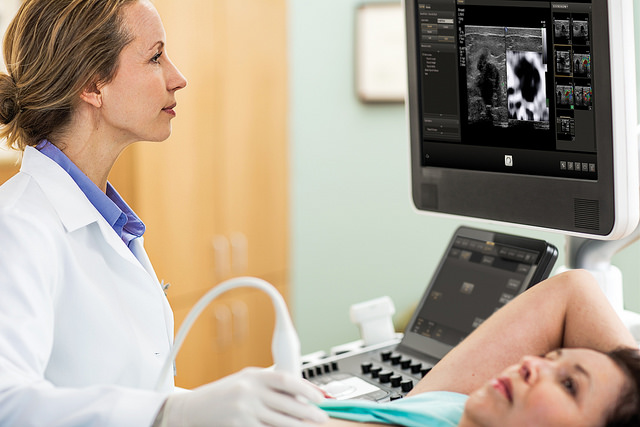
{"left": 409, "top": 269, "right": 636, "bottom": 396}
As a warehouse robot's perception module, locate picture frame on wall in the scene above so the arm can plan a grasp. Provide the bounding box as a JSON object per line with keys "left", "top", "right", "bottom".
{"left": 355, "top": 2, "right": 407, "bottom": 103}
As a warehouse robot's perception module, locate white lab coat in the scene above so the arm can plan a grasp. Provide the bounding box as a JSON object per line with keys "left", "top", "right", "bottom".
{"left": 0, "top": 146, "right": 175, "bottom": 426}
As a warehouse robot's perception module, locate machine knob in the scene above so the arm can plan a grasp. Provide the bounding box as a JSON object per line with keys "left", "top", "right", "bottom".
{"left": 361, "top": 362, "right": 372, "bottom": 374}
{"left": 421, "top": 367, "right": 432, "bottom": 378}
{"left": 379, "top": 370, "right": 393, "bottom": 383}
{"left": 400, "top": 379, "right": 414, "bottom": 393}
{"left": 390, "top": 375, "right": 403, "bottom": 387}
{"left": 390, "top": 393, "right": 403, "bottom": 401}
{"left": 370, "top": 367, "right": 382, "bottom": 378}
{"left": 410, "top": 362, "right": 422, "bottom": 374}
{"left": 400, "top": 358, "right": 411, "bottom": 369}
{"left": 390, "top": 354, "right": 402, "bottom": 365}
{"left": 381, "top": 351, "right": 392, "bottom": 361}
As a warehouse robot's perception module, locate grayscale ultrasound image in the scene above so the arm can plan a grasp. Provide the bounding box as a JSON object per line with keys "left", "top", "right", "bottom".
{"left": 507, "top": 51, "right": 548, "bottom": 121}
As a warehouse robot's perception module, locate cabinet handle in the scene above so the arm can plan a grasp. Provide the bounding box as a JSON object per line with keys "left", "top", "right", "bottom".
{"left": 213, "top": 304, "right": 232, "bottom": 351}
{"left": 212, "top": 235, "right": 231, "bottom": 279}
{"left": 230, "top": 232, "right": 248, "bottom": 275}
{"left": 231, "top": 300, "right": 249, "bottom": 343}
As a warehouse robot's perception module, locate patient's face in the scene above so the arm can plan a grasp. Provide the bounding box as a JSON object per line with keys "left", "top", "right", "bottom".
{"left": 461, "top": 348, "right": 628, "bottom": 427}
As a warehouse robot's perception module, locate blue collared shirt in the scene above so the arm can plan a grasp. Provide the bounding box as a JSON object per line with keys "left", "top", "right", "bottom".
{"left": 36, "top": 140, "right": 145, "bottom": 248}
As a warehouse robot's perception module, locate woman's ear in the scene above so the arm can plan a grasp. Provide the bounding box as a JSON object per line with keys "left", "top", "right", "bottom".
{"left": 79, "top": 81, "right": 103, "bottom": 108}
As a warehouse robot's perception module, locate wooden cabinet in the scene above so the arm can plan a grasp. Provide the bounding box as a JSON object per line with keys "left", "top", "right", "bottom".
{"left": 111, "top": 0, "right": 290, "bottom": 389}
{"left": 0, "top": 163, "right": 19, "bottom": 185}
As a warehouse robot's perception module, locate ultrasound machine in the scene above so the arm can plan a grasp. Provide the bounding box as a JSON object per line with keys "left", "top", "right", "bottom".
{"left": 301, "top": 227, "right": 558, "bottom": 401}
{"left": 301, "top": 0, "right": 640, "bottom": 402}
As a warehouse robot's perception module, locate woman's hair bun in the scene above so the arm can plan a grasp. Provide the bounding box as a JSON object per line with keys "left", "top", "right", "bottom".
{"left": 0, "top": 73, "right": 20, "bottom": 125}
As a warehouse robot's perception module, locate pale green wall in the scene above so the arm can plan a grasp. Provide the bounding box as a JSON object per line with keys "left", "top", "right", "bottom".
{"left": 289, "top": 0, "right": 640, "bottom": 354}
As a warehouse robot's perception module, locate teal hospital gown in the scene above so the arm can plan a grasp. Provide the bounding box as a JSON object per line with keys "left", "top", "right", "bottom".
{"left": 318, "top": 391, "right": 468, "bottom": 427}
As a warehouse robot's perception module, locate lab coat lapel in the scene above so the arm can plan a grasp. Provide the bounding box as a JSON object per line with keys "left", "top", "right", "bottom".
{"left": 94, "top": 217, "right": 151, "bottom": 273}
{"left": 129, "top": 237, "right": 160, "bottom": 284}
{"left": 20, "top": 147, "right": 156, "bottom": 279}
{"left": 130, "top": 236, "right": 174, "bottom": 346}
{"left": 20, "top": 147, "right": 175, "bottom": 351}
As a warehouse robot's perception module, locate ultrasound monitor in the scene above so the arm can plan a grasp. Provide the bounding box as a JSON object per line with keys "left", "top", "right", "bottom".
{"left": 405, "top": 0, "right": 639, "bottom": 239}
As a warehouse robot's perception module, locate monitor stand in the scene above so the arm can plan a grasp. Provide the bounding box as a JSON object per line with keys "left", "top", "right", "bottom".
{"left": 561, "top": 230, "right": 640, "bottom": 343}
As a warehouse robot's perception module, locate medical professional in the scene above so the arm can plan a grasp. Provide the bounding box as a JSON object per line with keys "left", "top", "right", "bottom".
{"left": 0, "top": 0, "right": 328, "bottom": 426}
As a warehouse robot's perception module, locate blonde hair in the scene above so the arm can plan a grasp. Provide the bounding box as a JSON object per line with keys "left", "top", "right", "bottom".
{"left": 0, "top": 0, "right": 137, "bottom": 150}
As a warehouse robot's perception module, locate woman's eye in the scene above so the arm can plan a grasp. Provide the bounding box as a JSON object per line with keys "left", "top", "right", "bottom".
{"left": 151, "top": 52, "right": 162, "bottom": 63}
{"left": 562, "top": 377, "right": 577, "bottom": 396}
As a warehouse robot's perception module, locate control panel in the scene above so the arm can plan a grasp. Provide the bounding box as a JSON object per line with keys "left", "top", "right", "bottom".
{"left": 301, "top": 338, "right": 434, "bottom": 402}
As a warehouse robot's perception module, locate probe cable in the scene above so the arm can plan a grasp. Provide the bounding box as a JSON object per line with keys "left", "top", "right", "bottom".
{"left": 155, "top": 276, "right": 301, "bottom": 391}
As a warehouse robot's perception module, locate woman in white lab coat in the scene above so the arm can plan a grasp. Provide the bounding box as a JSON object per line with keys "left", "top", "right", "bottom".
{"left": 0, "top": 1, "right": 327, "bottom": 426}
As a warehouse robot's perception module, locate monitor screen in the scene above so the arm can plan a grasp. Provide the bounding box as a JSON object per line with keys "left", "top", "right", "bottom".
{"left": 406, "top": 0, "right": 638, "bottom": 239}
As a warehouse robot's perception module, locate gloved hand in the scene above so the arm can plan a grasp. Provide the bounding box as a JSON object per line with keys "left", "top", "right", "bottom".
{"left": 157, "top": 367, "right": 329, "bottom": 427}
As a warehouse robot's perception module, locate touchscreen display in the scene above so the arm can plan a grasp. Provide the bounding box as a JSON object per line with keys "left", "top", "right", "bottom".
{"left": 408, "top": 235, "right": 540, "bottom": 347}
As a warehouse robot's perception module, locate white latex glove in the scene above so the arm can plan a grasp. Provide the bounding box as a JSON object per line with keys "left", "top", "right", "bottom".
{"left": 158, "top": 367, "right": 329, "bottom": 427}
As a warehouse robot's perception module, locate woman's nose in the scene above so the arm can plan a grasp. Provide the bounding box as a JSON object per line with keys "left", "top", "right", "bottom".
{"left": 166, "top": 57, "right": 187, "bottom": 91}
{"left": 519, "top": 356, "right": 552, "bottom": 384}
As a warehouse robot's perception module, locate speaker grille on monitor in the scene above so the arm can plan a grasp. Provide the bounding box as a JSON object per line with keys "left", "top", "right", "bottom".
{"left": 574, "top": 198, "right": 600, "bottom": 230}
{"left": 420, "top": 184, "right": 438, "bottom": 210}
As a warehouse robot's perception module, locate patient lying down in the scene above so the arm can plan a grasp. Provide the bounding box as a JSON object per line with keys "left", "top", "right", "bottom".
{"left": 306, "top": 270, "right": 640, "bottom": 427}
